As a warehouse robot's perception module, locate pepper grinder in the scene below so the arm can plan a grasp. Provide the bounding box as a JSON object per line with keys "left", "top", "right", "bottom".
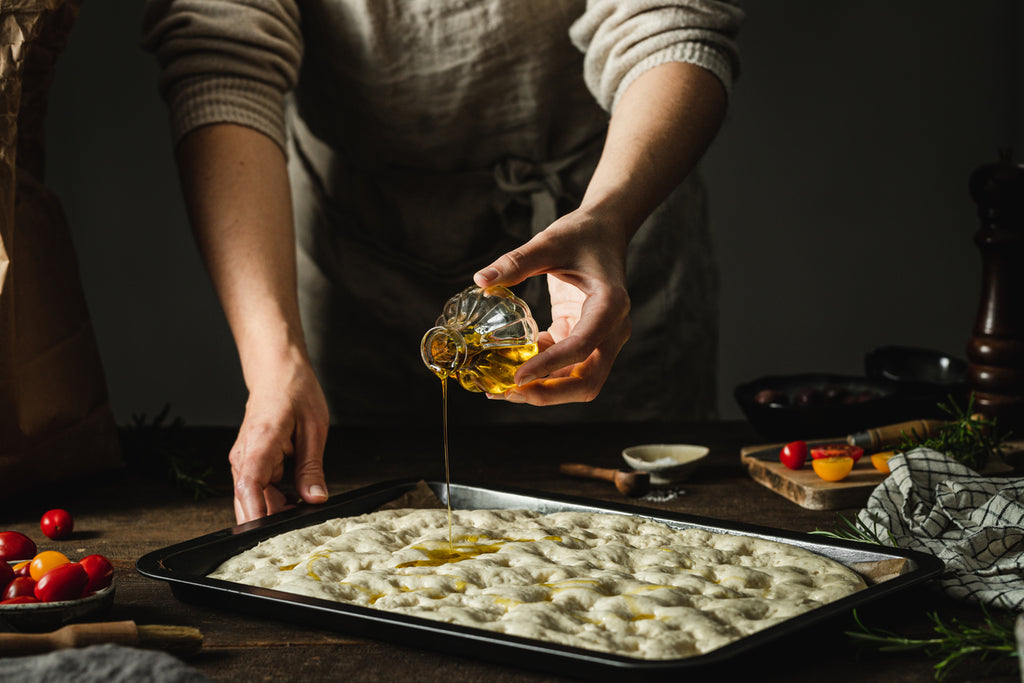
{"left": 965, "top": 149, "right": 1024, "bottom": 431}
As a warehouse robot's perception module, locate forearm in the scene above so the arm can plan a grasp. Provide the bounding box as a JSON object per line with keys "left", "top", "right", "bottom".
{"left": 580, "top": 62, "right": 727, "bottom": 247}
{"left": 175, "top": 123, "right": 309, "bottom": 386}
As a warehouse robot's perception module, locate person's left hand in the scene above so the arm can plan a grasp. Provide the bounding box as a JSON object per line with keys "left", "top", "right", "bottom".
{"left": 473, "top": 207, "right": 631, "bottom": 405}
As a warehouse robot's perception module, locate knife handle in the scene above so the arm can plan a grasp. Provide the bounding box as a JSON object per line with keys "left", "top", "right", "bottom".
{"left": 847, "top": 419, "right": 945, "bottom": 451}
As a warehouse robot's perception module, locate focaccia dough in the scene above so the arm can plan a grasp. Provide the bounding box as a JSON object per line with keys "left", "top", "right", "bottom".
{"left": 209, "top": 509, "right": 865, "bottom": 659}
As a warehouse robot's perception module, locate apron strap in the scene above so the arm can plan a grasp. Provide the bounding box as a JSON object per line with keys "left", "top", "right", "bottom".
{"left": 492, "top": 135, "right": 603, "bottom": 235}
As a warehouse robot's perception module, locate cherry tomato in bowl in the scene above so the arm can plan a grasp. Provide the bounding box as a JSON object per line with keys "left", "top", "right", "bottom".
{"left": 34, "top": 562, "right": 88, "bottom": 603}
{"left": 79, "top": 554, "right": 114, "bottom": 593}
{"left": 0, "top": 595, "right": 40, "bottom": 605}
{"left": 40, "top": 509, "right": 74, "bottom": 540}
{"left": 29, "top": 551, "right": 70, "bottom": 582}
{"left": 2, "top": 576, "right": 37, "bottom": 601}
{"left": 0, "top": 531, "right": 37, "bottom": 563}
{"left": 0, "top": 560, "right": 13, "bottom": 593}
{"left": 778, "top": 440, "right": 808, "bottom": 470}
{"left": 810, "top": 443, "right": 864, "bottom": 463}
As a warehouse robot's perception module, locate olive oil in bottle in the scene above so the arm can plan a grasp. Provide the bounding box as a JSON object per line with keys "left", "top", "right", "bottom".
{"left": 421, "top": 285, "right": 540, "bottom": 393}
{"left": 421, "top": 285, "right": 540, "bottom": 551}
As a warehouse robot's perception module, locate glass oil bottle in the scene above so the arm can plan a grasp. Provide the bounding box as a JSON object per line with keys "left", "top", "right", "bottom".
{"left": 420, "top": 285, "right": 539, "bottom": 553}
{"left": 420, "top": 285, "right": 539, "bottom": 393}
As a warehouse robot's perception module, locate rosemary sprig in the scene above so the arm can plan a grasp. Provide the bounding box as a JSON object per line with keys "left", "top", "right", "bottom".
{"left": 898, "top": 394, "right": 1007, "bottom": 471}
{"left": 848, "top": 607, "right": 1019, "bottom": 680}
{"left": 810, "top": 512, "right": 897, "bottom": 546}
{"left": 121, "top": 404, "right": 217, "bottom": 500}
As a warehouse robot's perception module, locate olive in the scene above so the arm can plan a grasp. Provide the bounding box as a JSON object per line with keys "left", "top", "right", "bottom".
{"left": 754, "top": 389, "right": 788, "bottom": 406}
{"left": 793, "top": 386, "right": 825, "bottom": 407}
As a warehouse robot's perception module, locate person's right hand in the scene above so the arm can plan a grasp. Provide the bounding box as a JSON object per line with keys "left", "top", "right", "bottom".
{"left": 228, "top": 352, "right": 330, "bottom": 524}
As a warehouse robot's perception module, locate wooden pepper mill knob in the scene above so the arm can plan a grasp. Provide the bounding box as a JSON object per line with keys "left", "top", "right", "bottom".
{"left": 965, "top": 149, "right": 1024, "bottom": 431}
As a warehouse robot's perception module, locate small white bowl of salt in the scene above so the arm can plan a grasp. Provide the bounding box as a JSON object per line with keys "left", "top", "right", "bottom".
{"left": 622, "top": 444, "right": 709, "bottom": 486}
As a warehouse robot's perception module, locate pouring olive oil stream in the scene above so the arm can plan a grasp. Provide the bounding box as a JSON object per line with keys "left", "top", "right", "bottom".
{"left": 420, "top": 285, "right": 540, "bottom": 556}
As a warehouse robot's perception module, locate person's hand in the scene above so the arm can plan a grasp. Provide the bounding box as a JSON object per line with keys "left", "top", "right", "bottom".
{"left": 473, "top": 207, "right": 631, "bottom": 405}
{"left": 229, "top": 353, "right": 330, "bottom": 524}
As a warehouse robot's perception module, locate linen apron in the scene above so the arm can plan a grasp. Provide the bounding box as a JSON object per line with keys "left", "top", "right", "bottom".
{"left": 284, "top": 0, "right": 719, "bottom": 425}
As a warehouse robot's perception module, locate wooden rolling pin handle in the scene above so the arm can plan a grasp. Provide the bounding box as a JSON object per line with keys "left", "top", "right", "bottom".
{"left": 0, "top": 621, "right": 139, "bottom": 655}
{"left": 560, "top": 462, "right": 618, "bottom": 483}
{"left": 559, "top": 463, "right": 650, "bottom": 496}
{"left": 847, "top": 419, "right": 945, "bottom": 451}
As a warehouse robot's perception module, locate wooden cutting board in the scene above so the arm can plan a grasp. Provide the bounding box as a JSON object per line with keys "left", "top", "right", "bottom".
{"left": 740, "top": 440, "right": 887, "bottom": 510}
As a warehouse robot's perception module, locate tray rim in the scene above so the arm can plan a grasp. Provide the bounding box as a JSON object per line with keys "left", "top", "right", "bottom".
{"left": 136, "top": 478, "right": 943, "bottom": 679}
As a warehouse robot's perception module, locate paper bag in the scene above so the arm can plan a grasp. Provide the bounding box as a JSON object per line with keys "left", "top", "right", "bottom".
{"left": 0, "top": 0, "right": 121, "bottom": 496}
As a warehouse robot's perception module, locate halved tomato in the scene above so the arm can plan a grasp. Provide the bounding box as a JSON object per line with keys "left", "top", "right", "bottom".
{"left": 812, "top": 455, "right": 855, "bottom": 482}
{"left": 871, "top": 450, "right": 898, "bottom": 474}
{"left": 811, "top": 443, "right": 864, "bottom": 463}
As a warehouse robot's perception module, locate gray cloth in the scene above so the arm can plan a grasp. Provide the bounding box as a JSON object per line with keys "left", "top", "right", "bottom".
{"left": 0, "top": 644, "right": 209, "bottom": 683}
{"left": 141, "top": 0, "right": 744, "bottom": 423}
{"left": 858, "top": 448, "right": 1024, "bottom": 611}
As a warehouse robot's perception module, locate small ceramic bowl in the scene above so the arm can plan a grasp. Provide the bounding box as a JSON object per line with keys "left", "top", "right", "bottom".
{"left": 622, "top": 444, "right": 709, "bottom": 485}
{"left": 1, "top": 561, "right": 115, "bottom": 632}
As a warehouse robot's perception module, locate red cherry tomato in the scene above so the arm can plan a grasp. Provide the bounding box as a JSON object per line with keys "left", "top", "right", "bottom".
{"left": 810, "top": 443, "right": 864, "bottom": 463}
{"left": 79, "top": 554, "right": 114, "bottom": 593}
{"left": 1, "top": 595, "right": 40, "bottom": 604}
{"left": 29, "top": 551, "right": 70, "bottom": 582}
{"left": 779, "top": 440, "right": 808, "bottom": 470}
{"left": 40, "top": 509, "right": 74, "bottom": 540}
{"left": 2, "top": 576, "right": 36, "bottom": 601}
{"left": 34, "top": 562, "right": 88, "bottom": 602}
{"left": 0, "top": 561, "right": 13, "bottom": 595}
{"left": 0, "top": 531, "right": 37, "bottom": 563}
{"left": 12, "top": 560, "right": 31, "bottom": 577}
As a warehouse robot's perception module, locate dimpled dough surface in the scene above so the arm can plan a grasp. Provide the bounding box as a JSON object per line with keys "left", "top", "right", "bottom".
{"left": 208, "top": 509, "right": 866, "bottom": 660}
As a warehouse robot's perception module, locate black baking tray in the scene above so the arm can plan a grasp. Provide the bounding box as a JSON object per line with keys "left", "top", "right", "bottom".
{"left": 136, "top": 479, "right": 943, "bottom": 681}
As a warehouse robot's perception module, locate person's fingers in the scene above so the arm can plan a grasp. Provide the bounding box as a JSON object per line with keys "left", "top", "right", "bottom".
{"left": 230, "top": 429, "right": 285, "bottom": 524}
{"left": 506, "top": 344, "right": 614, "bottom": 405}
{"left": 234, "top": 476, "right": 267, "bottom": 524}
{"left": 507, "top": 314, "right": 630, "bottom": 405}
{"left": 263, "top": 484, "right": 290, "bottom": 517}
{"left": 233, "top": 496, "right": 245, "bottom": 525}
{"left": 516, "top": 289, "right": 630, "bottom": 384}
{"left": 293, "top": 417, "right": 329, "bottom": 504}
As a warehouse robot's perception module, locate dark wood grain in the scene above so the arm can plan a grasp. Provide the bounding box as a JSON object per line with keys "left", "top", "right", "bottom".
{"left": 0, "top": 421, "right": 1017, "bottom": 682}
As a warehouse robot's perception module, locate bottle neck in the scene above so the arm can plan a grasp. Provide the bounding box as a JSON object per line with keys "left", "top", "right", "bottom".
{"left": 421, "top": 325, "right": 468, "bottom": 378}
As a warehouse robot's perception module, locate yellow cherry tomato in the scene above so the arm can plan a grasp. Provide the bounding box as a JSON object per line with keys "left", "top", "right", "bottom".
{"left": 871, "top": 450, "right": 898, "bottom": 474}
{"left": 812, "top": 455, "right": 854, "bottom": 482}
{"left": 29, "top": 550, "right": 70, "bottom": 582}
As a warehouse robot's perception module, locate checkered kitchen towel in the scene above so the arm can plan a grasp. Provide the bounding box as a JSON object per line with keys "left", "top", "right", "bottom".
{"left": 857, "top": 447, "right": 1024, "bottom": 611}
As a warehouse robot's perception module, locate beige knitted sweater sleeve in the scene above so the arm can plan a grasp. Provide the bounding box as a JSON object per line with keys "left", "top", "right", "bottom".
{"left": 141, "top": 0, "right": 742, "bottom": 152}
{"left": 141, "top": 0, "right": 303, "bottom": 150}
{"left": 571, "top": 0, "right": 742, "bottom": 111}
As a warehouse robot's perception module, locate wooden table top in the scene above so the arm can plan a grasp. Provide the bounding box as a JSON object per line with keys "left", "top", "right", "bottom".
{"left": 1, "top": 420, "right": 1018, "bottom": 682}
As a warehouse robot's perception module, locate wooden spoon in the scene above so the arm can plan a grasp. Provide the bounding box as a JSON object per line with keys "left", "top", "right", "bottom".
{"left": 559, "top": 463, "right": 650, "bottom": 497}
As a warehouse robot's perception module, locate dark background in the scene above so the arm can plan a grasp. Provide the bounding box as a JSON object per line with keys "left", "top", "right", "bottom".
{"left": 45, "top": 1, "right": 1022, "bottom": 426}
